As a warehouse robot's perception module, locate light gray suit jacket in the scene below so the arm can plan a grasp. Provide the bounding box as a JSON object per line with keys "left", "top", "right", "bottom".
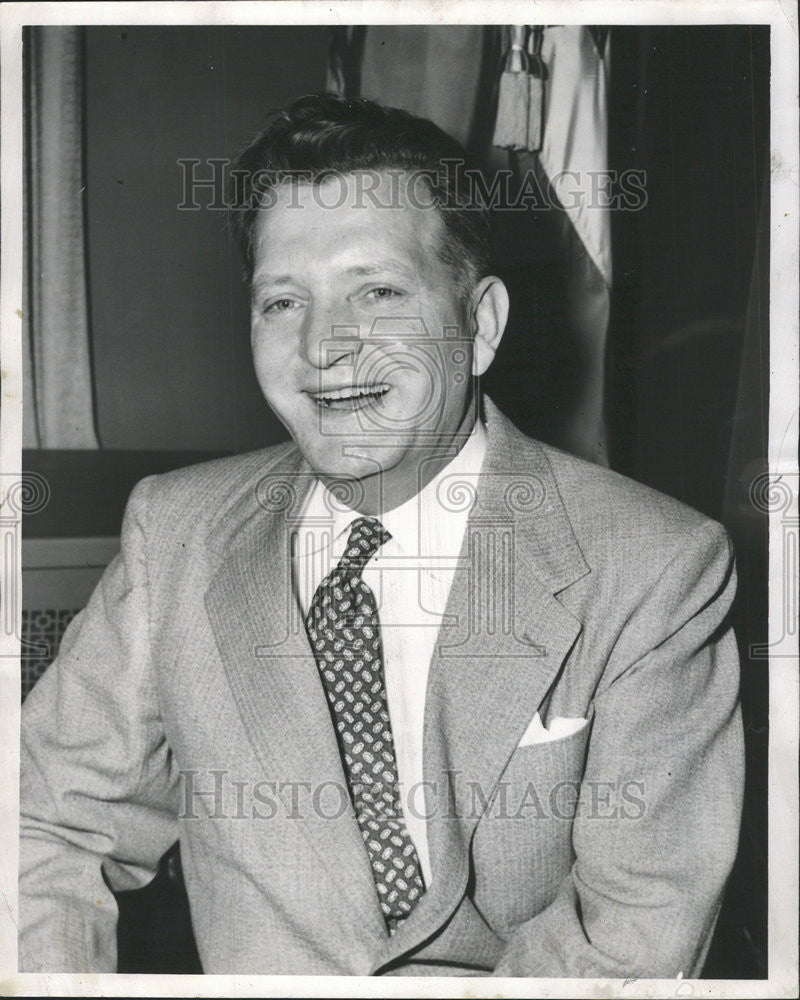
{"left": 19, "top": 399, "right": 744, "bottom": 977}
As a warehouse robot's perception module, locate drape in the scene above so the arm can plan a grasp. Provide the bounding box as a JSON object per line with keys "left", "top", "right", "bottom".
{"left": 24, "top": 26, "right": 99, "bottom": 448}
{"left": 515, "top": 26, "right": 611, "bottom": 464}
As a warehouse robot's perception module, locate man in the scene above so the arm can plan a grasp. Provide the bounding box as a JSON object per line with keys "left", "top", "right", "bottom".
{"left": 20, "top": 94, "right": 743, "bottom": 978}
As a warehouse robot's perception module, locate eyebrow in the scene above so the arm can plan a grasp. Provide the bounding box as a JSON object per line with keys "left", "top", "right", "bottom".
{"left": 343, "top": 259, "right": 417, "bottom": 279}
{"left": 252, "top": 274, "right": 294, "bottom": 289}
{"left": 252, "top": 258, "right": 418, "bottom": 291}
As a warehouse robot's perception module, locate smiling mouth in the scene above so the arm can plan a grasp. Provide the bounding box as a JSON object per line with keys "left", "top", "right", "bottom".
{"left": 309, "top": 384, "right": 391, "bottom": 410}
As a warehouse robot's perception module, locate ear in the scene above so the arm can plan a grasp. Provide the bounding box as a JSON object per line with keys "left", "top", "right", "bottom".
{"left": 470, "top": 276, "right": 509, "bottom": 376}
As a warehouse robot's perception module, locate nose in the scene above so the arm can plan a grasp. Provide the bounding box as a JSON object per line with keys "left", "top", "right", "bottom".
{"left": 300, "top": 304, "right": 362, "bottom": 369}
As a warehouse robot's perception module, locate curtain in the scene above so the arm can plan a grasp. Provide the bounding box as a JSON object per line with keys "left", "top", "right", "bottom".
{"left": 24, "top": 26, "right": 99, "bottom": 449}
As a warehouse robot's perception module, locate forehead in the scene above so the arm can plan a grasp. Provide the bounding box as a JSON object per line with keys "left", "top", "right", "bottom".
{"left": 251, "top": 171, "right": 447, "bottom": 268}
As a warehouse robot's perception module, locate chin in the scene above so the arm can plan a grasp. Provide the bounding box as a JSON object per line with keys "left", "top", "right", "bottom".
{"left": 300, "top": 445, "right": 381, "bottom": 482}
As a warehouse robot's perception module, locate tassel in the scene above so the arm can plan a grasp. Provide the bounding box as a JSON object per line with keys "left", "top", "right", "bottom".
{"left": 493, "top": 27, "right": 530, "bottom": 151}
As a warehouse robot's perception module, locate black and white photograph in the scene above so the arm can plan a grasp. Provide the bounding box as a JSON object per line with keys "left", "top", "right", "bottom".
{"left": 0, "top": 1, "right": 797, "bottom": 996}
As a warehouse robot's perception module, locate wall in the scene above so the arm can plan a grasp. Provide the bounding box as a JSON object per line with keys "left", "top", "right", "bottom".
{"left": 84, "top": 26, "right": 329, "bottom": 451}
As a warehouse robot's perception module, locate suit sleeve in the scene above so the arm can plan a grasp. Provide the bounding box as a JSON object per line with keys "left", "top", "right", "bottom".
{"left": 492, "top": 520, "right": 744, "bottom": 978}
{"left": 19, "top": 477, "right": 181, "bottom": 973}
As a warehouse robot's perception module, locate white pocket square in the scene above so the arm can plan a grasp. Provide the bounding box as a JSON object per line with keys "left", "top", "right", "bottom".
{"left": 518, "top": 712, "right": 589, "bottom": 747}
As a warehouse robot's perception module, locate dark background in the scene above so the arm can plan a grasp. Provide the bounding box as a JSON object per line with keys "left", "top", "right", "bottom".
{"left": 22, "top": 24, "right": 769, "bottom": 979}
{"left": 83, "top": 26, "right": 326, "bottom": 453}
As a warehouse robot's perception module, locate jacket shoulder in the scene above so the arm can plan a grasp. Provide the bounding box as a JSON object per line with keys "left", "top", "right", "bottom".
{"left": 534, "top": 438, "right": 727, "bottom": 546}
{"left": 127, "top": 440, "right": 300, "bottom": 533}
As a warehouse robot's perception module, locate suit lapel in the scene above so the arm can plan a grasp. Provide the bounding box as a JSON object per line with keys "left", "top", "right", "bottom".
{"left": 372, "top": 399, "right": 591, "bottom": 971}
{"left": 204, "top": 451, "right": 388, "bottom": 950}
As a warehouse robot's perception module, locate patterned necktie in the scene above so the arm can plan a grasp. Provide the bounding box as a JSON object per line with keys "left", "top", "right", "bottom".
{"left": 304, "top": 516, "right": 426, "bottom": 930}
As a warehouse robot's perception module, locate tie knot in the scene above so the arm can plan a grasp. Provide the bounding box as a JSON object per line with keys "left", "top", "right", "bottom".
{"left": 339, "top": 516, "right": 391, "bottom": 574}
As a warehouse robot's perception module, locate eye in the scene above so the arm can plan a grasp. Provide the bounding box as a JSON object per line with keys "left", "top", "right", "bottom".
{"left": 365, "top": 286, "right": 402, "bottom": 301}
{"left": 262, "top": 297, "right": 302, "bottom": 315}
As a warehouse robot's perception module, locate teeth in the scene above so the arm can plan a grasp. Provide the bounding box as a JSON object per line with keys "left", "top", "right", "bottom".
{"left": 312, "top": 384, "right": 390, "bottom": 405}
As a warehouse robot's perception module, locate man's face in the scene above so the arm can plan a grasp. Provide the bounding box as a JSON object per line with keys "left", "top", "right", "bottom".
{"left": 250, "top": 172, "right": 479, "bottom": 508}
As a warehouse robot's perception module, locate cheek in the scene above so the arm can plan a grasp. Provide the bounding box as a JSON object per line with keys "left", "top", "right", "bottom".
{"left": 251, "top": 331, "right": 288, "bottom": 384}
{"left": 251, "top": 352, "right": 275, "bottom": 390}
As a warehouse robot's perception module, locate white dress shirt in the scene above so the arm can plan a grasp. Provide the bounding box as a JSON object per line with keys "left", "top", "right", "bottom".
{"left": 292, "top": 421, "right": 488, "bottom": 887}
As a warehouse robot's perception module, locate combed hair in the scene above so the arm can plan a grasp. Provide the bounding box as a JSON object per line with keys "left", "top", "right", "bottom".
{"left": 228, "top": 93, "right": 491, "bottom": 292}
